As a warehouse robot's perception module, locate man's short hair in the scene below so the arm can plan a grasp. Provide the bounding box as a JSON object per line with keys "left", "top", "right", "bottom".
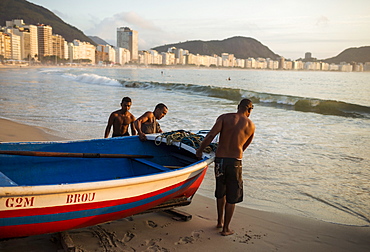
{"left": 239, "top": 99, "right": 254, "bottom": 112}
{"left": 121, "top": 97, "right": 132, "bottom": 103}
{"left": 155, "top": 103, "right": 168, "bottom": 110}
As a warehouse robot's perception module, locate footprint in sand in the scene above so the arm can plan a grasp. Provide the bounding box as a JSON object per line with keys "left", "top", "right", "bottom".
{"left": 147, "top": 220, "right": 158, "bottom": 228}
{"left": 123, "top": 231, "right": 135, "bottom": 242}
{"left": 175, "top": 230, "right": 204, "bottom": 245}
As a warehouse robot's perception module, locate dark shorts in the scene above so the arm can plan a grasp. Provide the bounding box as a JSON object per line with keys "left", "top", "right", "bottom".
{"left": 214, "top": 157, "right": 243, "bottom": 204}
{"left": 112, "top": 132, "right": 130, "bottom": 137}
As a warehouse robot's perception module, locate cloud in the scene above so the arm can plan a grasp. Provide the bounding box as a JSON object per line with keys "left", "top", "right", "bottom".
{"left": 316, "top": 16, "right": 329, "bottom": 26}
{"left": 84, "top": 11, "right": 163, "bottom": 47}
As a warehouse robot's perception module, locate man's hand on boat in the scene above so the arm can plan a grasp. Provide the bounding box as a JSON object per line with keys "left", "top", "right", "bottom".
{"left": 138, "top": 132, "right": 148, "bottom": 141}
{"left": 195, "top": 148, "right": 203, "bottom": 160}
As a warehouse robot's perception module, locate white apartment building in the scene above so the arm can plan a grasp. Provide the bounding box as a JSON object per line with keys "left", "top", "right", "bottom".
{"left": 149, "top": 50, "right": 162, "bottom": 65}
{"left": 117, "top": 27, "right": 138, "bottom": 62}
{"left": 245, "top": 58, "right": 256, "bottom": 68}
{"left": 69, "top": 40, "right": 96, "bottom": 64}
{"left": 161, "top": 52, "right": 175, "bottom": 65}
{"left": 6, "top": 31, "right": 21, "bottom": 60}
{"left": 6, "top": 20, "right": 39, "bottom": 60}
{"left": 116, "top": 47, "right": 131, "bottom": 65}
{"left": 321, "top": 62, "right": 330, "bottom": 71}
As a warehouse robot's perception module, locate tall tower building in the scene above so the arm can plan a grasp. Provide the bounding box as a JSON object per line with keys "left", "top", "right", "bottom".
{"left": 37, "top": 24, "right": 53, "bottom": 58}
{"left": 117, "top": 27, "right": 138, "bottom": 62}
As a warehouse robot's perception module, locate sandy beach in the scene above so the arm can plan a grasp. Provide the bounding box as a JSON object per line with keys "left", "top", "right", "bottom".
{"left": 0, "top": 118, "right": 369, "bottom": 252}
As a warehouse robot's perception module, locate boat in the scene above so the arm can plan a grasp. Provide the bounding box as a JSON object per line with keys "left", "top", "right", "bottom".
{"left": 0, "top": 131, "right": 216, "bottom": 239}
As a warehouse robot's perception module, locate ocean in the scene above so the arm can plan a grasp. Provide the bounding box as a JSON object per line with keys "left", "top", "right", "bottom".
{"left": 0, "top": 66, "right": 369, "bottom": 227}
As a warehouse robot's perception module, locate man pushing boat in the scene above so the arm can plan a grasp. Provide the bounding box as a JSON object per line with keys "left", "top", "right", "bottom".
{"left": 196, "top": 99, "right": 255, "bottom": 236}
{"left": 134, "top": 103, "right": 168, "bottom": 141}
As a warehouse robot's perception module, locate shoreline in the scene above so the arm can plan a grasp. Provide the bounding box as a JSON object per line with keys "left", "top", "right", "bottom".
{"left": 0, "top": 119, "right": 369, "bottom": 251}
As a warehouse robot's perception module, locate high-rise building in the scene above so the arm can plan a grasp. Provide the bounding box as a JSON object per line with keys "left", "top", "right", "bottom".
{"left": 117, "top": 27, "right": 138, "bottom": 62}
{"left": 5, "top": 20, "right": 38, "bottom": 60}
{"left": 52, "top": 34, "right": 66, "bottom": 59}
{"left": 37, "top": 24, "right": 53, "bottom": 58}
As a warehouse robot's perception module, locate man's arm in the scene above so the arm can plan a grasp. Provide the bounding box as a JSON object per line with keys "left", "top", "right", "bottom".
{"left": 130, "top": 116, "right": 136, "bottom": 136}
{"left": 195, "top": 116, "right": 223, "bottom": 158}
{"left": 104, "top": 113, "right": 115, "bottom": 138}
{"left": 242, "top": 122, "right": 255, "bottom": 151}
{"left": 134, "top": 112, "right": 150, "bottom": 140}
{"left": 242, "top": 133, "right": 254, "bottom": 151}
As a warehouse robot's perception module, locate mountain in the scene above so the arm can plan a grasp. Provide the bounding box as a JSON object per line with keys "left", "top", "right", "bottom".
{"left": 88, "top": 36, "right": 111, "bottom": 46}
{"left": 0, "top": 0, "right": 95, "bottom": 45}
{"left": 152, "top": 36, "right": 280, "bottom": 60}
{"left": 323, "top": 46, "right": 370, "bottom": 64}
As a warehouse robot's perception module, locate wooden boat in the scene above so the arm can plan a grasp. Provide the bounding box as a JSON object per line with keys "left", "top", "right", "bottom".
{"left": 0, "top": 131, "right": 215, "bottom": 239}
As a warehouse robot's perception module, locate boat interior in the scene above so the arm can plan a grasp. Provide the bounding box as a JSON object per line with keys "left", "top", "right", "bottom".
{"left": 0, "top": 137, "right": 201, "bottom": 186}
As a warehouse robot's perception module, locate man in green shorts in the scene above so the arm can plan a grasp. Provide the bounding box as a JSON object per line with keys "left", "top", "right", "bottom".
{"left": 196, "top": 99, "right": 255, "bottom": 236}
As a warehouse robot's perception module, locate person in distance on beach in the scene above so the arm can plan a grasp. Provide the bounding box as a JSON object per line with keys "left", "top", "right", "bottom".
{"left": 196, "top": 99, "right": 255, "bottom": 236}
{"left": 134, "top": 103, "right": 168, "bottom": 141}
{"left": 104, "top": 97, "right": 136, "bottom": 138}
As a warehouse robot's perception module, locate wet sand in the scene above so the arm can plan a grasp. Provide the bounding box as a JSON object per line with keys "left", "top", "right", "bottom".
{"left": 0, "top": 118, "right": 369, "bottom": 251}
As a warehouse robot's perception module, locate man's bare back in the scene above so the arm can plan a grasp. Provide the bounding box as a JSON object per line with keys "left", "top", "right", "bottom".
{"left": 215, "top": 112, "right": 254, "bottom": 159}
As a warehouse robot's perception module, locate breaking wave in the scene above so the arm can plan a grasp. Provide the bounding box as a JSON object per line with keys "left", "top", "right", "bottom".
{"left": 63, "top": 73, "right": 121, "bottom": 86}
{"left": 59, "top": 72, "right": 370, "bottom": 119}
{"left": 119, "top": 80, "right": 370, "bottom": 119}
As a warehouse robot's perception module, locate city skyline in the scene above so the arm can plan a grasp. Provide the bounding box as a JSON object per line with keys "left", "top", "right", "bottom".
{"left": 26, "top": 0, "right": 370, "bottom": 60}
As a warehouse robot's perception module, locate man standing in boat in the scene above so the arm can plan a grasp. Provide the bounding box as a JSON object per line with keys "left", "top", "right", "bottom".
{"left": 196, "top": 99, "right": 255, "bottom": 236}
{"left": 104, "top": 97, "right": 136, "bottom": 138}
{"left": 134, "top": 103, "right": 168, "bottom": 141}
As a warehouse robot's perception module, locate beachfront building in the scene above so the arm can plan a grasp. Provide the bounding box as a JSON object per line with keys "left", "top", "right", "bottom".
{"left": 2, "top": 29, "right": 21, "bottom": 60}
{"left": 245, "top": 58, "right": 257, "bottom": 69}
{"left": 339, "top": 62, "right": 353, "bottom": 72}
{"left": 161, "top": 52, "right": 175, "bottom": 65}
{"left": 116, "top": 47, "right": 131, "bottom": 65}
{"left": 52, "top": 34, "right": 66, "bottom": 60}
{"left": 321, "top": 62, "right": 330, "bottom": 71}
{"left": 117, "top": 27, "right": 138, "bottom": 63}
{"left": 304, "top": 61, "right": 321, "bottom": 70}
{"left": 96, "top": 45, "right": 109, "bottom": 64}
{"left": 256, "top": 58, "right": 268, "bottom": 69}
{"left": 0, "top": 32, "right": 12, "bottom": 60}
{"left": 68, "top": 40, "right": 96, "bottom": 64}
{"left": 284, "top": 61, "right": 293, "bottom": 70}
{"left": 5, "top": 20, "right": 38, "bottom": 61}
{"left": 148, "top": 50, "right": 162, "bottom": 65}
{"left": 364, "top": 62, "right": 370, "bottom": 71}
{"left": 267, "top": 58, "right": 279, "bottom": 70}
{"left": 37, "top": 24, "right": 53, "bottom": 58}
{"left": 293, "top": 60, "right": 304, "bottom": 70}
{"left": 221, "top": 53, "right": 235, "bottom": 67}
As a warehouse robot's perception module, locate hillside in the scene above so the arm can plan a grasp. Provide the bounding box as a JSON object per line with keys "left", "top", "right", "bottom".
{"left": 324, "top": 46, "right": 370, "bottom": 64}
{"left": 0, "top": 0, "right": 95, "bottom": 45}
{"left": 152, "top": 36, "right": 280, "bottom": 60}
{"left": 88, "top": 36, "right": 111, "bottom": 46}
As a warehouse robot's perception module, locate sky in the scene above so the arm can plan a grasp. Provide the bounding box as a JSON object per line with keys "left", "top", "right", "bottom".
{"left": 27, "top": 0, "right": 370, "bottom": 60}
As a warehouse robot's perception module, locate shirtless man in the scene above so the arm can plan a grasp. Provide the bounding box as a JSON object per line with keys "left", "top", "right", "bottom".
{"left": 196, "top": 99, "right": 255, "bottom": 236}
{"left": 104, "top": 97, "right": 136, "bottom": 138}
{"left": 134, "top": 103, "right": 168, "bottom": 141}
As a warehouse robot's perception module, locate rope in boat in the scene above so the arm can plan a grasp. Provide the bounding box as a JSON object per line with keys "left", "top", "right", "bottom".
{"left": 154, "top": 130, "right": 218, "bottom": 153}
